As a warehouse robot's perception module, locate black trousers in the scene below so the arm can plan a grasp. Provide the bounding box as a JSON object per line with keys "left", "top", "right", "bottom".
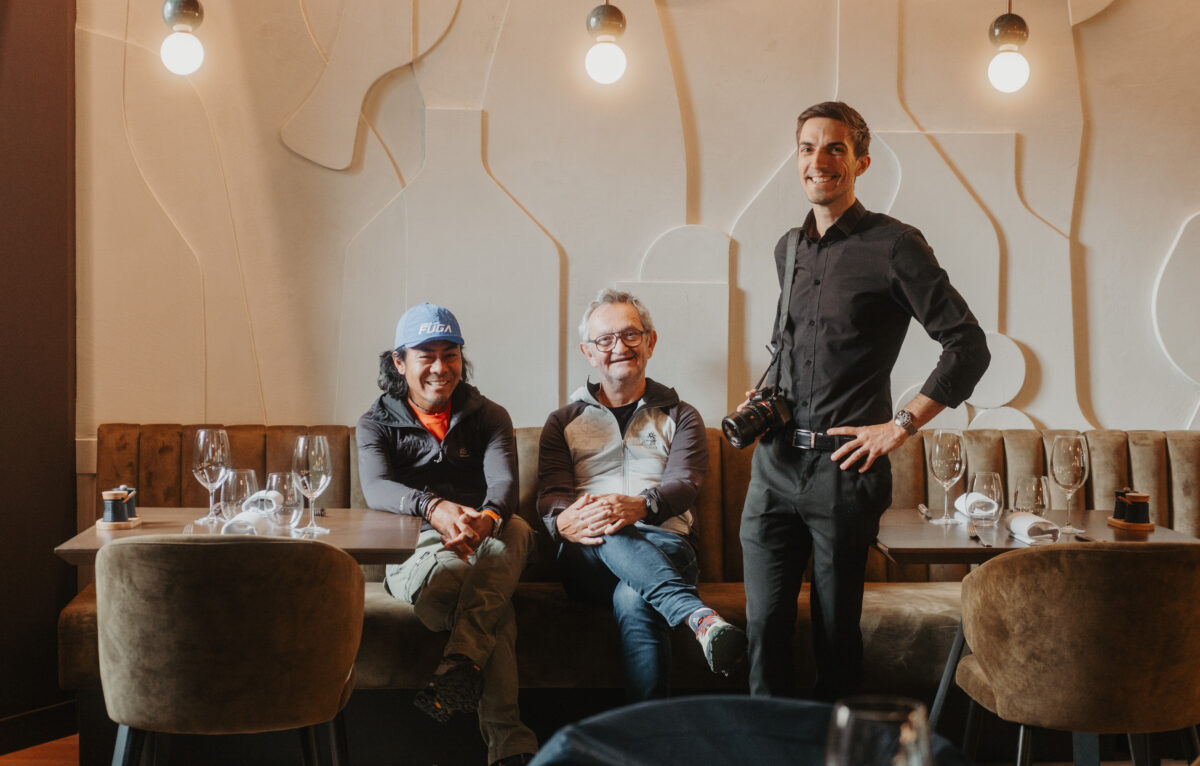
{"left": 739, "top": 435, "right": 891, "bottom": 700}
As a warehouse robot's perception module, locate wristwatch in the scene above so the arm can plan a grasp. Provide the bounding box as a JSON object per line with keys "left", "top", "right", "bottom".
{"left": 482, "top": 508, "right": 504, "bottom": 538}
{"left": 893, "top": 409, "right": 919, "bottom": 436}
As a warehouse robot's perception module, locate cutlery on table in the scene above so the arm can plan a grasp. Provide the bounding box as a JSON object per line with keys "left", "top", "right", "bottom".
{"left": 967, "top": 521, "right": 993, "bottom": 547}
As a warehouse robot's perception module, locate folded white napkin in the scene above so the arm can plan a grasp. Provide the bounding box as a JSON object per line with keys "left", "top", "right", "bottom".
{"left": 1007, "top": 511, "right": 1060, "bottom": 545}
{"left": 220, "top": 510, "right": 272, "bottom": 536}
{"left": 241, "top": 490, "right": 283, "bottom": 515}
{"left": 954, "top": 492, "right": 1000, "bottom": 519}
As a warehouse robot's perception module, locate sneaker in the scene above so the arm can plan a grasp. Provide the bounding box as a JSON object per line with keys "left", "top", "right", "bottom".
{"left": 694, "top": 613, "right": 748, "bottom": 677}
{"left": 413, "top": 654, "right": 483, "bottom": 723}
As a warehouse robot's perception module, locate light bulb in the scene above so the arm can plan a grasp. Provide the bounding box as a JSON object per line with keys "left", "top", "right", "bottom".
{"left": 988, "top": 48, "right": 1029, "bottom": 93}
{"left": 161, "top": 31, "right": 204, "bottom": 75}
{"left": 585, "top": 41, "right": 626, "bottom": 85}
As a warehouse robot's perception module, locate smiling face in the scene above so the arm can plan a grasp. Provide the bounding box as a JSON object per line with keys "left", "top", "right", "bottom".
{"left": 796, "top": 116, "right": 871, "bottom": 222}
{"left": 395, "top": 340, "right": 462, "bottom": 414}
{"left": 581, "top": 302, "right": 657, "bottom": 396}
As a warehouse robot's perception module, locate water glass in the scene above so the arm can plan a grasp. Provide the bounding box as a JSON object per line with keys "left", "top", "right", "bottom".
{"left": 292, "top": 434, "right": 332, "bottom": 536}
{"left": 191, "top": 428, "right": 231, "bottom": 526}
{"left": 968, "top": 472, "right": 1004, "bottom": 527}
{"left": 265, "top": 472, "right": 305, "bottom": 532}
{"left": 826, "top": 695, "right": 932, "bottom": 766}
{"left": 219, "top": 469, "right": 259, "bottom": 521}
{"left": 1051, "top": 434, "right": 1089, "bottom": 534}
{"left": 1014, "top": 476, "right": 1050, "bottom": 517}
{"left": 929, "top": 429, "right": 965, "bottom": 526}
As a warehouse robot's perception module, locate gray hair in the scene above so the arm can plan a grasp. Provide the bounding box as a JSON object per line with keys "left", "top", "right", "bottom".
{"left": 578, "top": 288, "right": 655, "bottom": 342}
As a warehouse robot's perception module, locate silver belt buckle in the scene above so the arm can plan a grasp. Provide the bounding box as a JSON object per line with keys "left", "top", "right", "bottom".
{"left": 793, "top": 429, "right": 817, "bottom": 449}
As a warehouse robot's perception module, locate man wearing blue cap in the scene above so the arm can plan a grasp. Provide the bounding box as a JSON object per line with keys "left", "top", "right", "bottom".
{"left": 357, "top": 302, "right": 537, "bottom": 766}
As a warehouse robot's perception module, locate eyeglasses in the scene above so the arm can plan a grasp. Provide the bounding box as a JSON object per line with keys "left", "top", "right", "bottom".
{"left": 588, "top": 329, "right": 648, "bottom": 352}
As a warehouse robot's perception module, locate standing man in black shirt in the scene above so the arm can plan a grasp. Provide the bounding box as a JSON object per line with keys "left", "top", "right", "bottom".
{"left": 739, "top": 102, "right": 990, "bottom": 700}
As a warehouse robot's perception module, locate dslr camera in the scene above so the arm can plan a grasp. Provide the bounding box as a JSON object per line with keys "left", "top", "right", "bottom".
{"left": 721, "top": 387, "right": 792, "bottom": 450}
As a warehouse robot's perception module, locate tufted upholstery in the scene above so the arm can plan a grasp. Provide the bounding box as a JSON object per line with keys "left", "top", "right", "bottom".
{"left": 63, "top": 424, "right": 1199, "bottom": 702}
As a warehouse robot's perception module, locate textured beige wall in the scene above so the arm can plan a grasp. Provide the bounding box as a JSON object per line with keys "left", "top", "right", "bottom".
{"left": 75, "top": 0, "right": 1200, "bottom": 469}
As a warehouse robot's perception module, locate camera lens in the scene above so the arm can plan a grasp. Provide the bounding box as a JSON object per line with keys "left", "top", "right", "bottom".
{"left": 722, "top": 404, "right": 769, "bottom": 450}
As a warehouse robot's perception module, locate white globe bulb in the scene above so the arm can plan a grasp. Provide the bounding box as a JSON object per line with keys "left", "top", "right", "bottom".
{"left": 161, "top": 31, "right": 204, "bottom": 75}
{"left": 988, "top": 50, "right": 1029, "bottom": 93}
{"left": 585, "top": 42, "right": 626, "bottom": 85}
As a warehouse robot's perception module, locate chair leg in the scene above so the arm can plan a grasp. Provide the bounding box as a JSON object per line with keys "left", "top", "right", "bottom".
{"left": 1016, "top": 724, "right": 1034, "bottom": 766}
{"left": 328, "top": 713, "right": 350, "bottom": 766}
{"left": 299, "top": 725, "right": 321, "bottom": 766}
{"left": 149, "top": 732, "right": 171, "bottom": 766}
{"left": 962, "top": 699, "right": 983, "bottom": 760}
{"left": 1071, "top": 732, "right": 1099, "bottom": 766}
{"left": 1127, "top": 733, "right": 1160, "bottom": 766}
{"left": 930, "top": 621, "right": 966, "bottom": 731}
{"left": 138, "top": 732, "right": 155, "bottom": 766}
{"left": 1180, "top": 725, "right": 1200, "bottom": 761}
{"left": 111, "top": 725, "right": 147, "bottom": 766}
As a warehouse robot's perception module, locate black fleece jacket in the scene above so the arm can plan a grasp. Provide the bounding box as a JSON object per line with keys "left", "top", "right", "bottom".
{"left": 356, "top": 383, "right": 517, "bottom": 532}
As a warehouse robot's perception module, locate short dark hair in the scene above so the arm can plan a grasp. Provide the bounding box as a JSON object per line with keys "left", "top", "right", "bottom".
{"left": 795, "top": 101, "right": 870, "bottom": 157}
{"left": 376, "top": 346, "right": 473, "bottom": 398}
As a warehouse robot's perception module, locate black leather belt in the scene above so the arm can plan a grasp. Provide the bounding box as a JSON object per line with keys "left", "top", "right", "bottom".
{"left": 789, "top": 428, "right": 854, "bottom": 451}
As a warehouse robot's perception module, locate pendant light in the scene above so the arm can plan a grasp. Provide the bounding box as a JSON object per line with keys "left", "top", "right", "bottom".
{"left": 988, "top": 1, "right": 1029, "bottom": 93}
{"left": 585, "top": 2, "right": 626, "bottom": 85}
{"left": 161, "top": 0, "right": 205, "bottom": 76}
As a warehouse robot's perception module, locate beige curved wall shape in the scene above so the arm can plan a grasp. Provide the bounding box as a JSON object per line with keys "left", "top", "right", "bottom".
{"left": 74, "top": 0, "right": 1200, "bottom": 473}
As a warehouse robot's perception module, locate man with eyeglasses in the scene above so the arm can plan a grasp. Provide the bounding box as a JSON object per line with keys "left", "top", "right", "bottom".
{"left": 537, "top": 289, "right": 747, "bottom": 701}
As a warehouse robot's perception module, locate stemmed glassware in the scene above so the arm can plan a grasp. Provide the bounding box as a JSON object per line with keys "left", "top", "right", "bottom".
{"left": 191, "top": 428, "right": 231, "bottom": 526}
{"left": 968, "top": 472, "right": 1004, "bottom": 527}
{"left": 929, "top": 429, "right": 966, "bottom": 526}
{"left": 219, "top": 469, "right": 259, "bottom": 521}
{"left": 1014, "top": 476, "right": 1050, "bottom": 517}
{"left": 825, "top": 696, "right": 933, "bottom": 766}
{"left": 265, "top": 472, "right": 305, "bottom": 533}
{"left": 1051, "top": 434, "right": 1089, "bottom": 535}
{"left": 292, "top": 434, "right": 332, "bottom": 536}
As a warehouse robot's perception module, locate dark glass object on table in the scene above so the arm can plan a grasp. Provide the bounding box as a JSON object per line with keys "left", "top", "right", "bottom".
{"left": 528, "top": 695, "right": 971, "bottom": 766}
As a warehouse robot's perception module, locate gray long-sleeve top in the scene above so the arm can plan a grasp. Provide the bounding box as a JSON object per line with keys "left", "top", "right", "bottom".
{"left": 536, "top": 379, "right": 708, "bottom": 543}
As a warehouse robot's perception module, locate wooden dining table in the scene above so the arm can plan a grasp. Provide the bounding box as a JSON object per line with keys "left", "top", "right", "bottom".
{"left": 880, "top": 505, "right": 1200, "bottom": 730}
{"left": 54, "top": 507, "right": 422, "bottom": 566}
{"left": 874, "top": 507, "right": 1199, "bottom": 566}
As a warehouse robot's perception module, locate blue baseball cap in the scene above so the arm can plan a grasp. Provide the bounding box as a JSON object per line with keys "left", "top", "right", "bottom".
{"left": 394, "top": 302, "right": 465, "bottom": 349}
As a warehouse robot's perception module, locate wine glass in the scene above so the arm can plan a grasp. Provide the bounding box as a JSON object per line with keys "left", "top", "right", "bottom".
{"left": 929, "top": 429, "right": 965, "bottom": 526}
{"left": 826, "top": 696, "right": 932, "bottom": 766}
{"left": 1051, "top": 435, "right": 1089, "bottom": 535}
{"left": 1014, "top": 476, "right": 1050, "bottom": 517}
{"left": 967, "top": 472, "right": 1003, "bottom": 527}
{"left": 292, "top": 434, "right": 332, "bottom": 536}
{"left": 191, "top": 428, "right": 231, "bottom": 526}
{"left": 265, "top": 472, "right": 305, "bottom": 533}
{"left": 219, "top": 469, "right": 259, "bottom": 521}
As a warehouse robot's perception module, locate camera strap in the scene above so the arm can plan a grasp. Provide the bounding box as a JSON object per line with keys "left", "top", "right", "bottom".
{"left": 769, "top": 228, "right": 801, "bottom": 391}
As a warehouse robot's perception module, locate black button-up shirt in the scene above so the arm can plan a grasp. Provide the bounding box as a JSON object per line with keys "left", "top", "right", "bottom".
{"left": 771, "top": 200, "right": 990, "bottom": 432}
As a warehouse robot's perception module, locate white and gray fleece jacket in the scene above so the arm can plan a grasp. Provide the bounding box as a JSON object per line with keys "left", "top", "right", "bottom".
{"left": 536, "top": 379, "right": 709, "bottom": 543}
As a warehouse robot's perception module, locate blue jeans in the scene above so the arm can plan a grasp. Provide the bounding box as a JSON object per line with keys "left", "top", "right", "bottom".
{"left": 558, "top": 524, "right": 704, "bottom": 701}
